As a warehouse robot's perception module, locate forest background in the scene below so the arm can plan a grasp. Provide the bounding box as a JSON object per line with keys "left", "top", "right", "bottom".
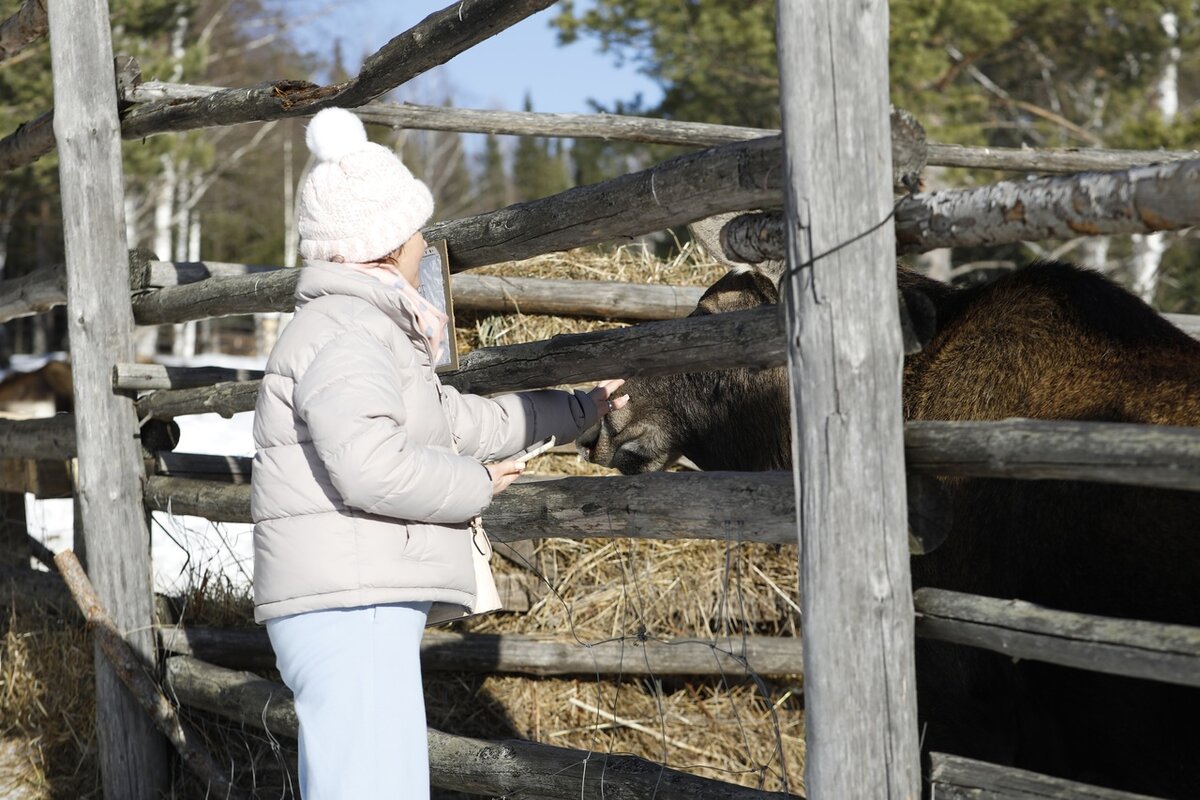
{"left": 2, "top": 0, "right": 1199, "bottom": 359}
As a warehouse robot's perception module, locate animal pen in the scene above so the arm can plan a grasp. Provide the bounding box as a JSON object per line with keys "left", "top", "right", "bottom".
{"left": 1, "top": 0, "right": 1200, "bottom": 797}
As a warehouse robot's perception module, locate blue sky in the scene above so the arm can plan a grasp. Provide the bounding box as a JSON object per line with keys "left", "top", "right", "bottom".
{"left": 290, "top": 1, "right": 663, "bottom": 115}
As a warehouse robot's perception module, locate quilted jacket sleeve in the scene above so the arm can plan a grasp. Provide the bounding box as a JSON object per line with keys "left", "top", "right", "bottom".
{"left": 295, "top": 329, "right": 493, "bottom": 524}
{"left": 437, "top": 384, "right": 598, "bottom": 462}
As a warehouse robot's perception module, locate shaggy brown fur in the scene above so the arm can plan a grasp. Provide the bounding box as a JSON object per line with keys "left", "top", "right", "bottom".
{"left": 579, "top": 261, "right": 1200, "bottom": 798}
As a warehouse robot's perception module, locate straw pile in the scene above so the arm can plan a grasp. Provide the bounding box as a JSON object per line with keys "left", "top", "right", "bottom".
{"left": 2, "top": 243, "right": 805, "bottom": 798}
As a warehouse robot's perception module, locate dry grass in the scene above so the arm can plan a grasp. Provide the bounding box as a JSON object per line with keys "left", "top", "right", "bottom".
{"left": 5, "top": 243, "right": 806, "bottom": 798}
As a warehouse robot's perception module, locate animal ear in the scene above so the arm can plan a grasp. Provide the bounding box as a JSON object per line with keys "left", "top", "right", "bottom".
{"left": 898, "top": 286, "right": 937, "bottom": 354}
{"left": 694, "top": 268, "right": 779, "bottom": 315}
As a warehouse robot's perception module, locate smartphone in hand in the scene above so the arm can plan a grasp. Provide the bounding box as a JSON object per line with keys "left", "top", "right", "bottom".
{"left": 513, "top": 436, "right": 556, "bottom": 465}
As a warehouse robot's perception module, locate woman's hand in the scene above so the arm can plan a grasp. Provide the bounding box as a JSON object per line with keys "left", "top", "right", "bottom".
{"left": 589, "top": 379, "right": 629, "bottom": 419}
{"left": 485, "top": 459, "right": 524, "bottom": 496}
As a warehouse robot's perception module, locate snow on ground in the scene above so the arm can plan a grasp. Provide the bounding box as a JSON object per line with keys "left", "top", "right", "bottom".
{"left": 25, "top": 354, "right": 264, "bottom": 596}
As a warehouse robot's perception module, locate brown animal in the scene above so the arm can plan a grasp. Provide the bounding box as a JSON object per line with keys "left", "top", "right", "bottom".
{"left": 578, "top": 261, "right": 1200, "bottom": 798}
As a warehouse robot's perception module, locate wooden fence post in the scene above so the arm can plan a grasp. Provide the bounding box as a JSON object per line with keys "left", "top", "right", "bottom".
{"left": 775, "top": 1, "right": 921, "bottom": 797}
{"left": 46, "top": 0, "right": 169, "bottom": 796}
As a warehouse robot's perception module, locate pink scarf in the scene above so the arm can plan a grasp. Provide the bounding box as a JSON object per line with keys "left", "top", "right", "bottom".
{"left": 354, "top": 264, "right": 451, "bottom": 366}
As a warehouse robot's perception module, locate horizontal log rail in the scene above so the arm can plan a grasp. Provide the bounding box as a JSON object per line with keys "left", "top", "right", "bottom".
{"left": 144, "top": 413, "right": 1200, "bottom": 525}
{"left": 159, "top": 626, "right": 803, "bottom": 677}
{"left": 928, "top": 752, "right": 1161, "bottom": 800}
{"left": 897, "top": 157, "right": 1200, "bottom": 254}
{"left": 128, "top": 263, "right": 707, "bottom": 326}
{"left": 159, "top": 590, "right": 1200, "bottom": 690}
{"left": 130, "top": 305, "right": 786, "bottom": 417}
{"left": 116, "top": 363, "right": 265, "bottom": 392}
{"left": 425, "top": 136, "right": 784, "bottom": 270}
{"left": 0, "top": 414, "right": 75, "bottom": 460}
{"left": 905, "top": 419, "right": 1200, "bottom": 492}
{"left": 0, "top": 0, "right": 47, "bottom": 68}
{"left": 0, "top": 0, "right": 557, "bottom": 174}
{"left": 914, "top": 589, "right": 1200, "bottom": 688}
{"left": 124, "top": 78, "right": 1200, "bottom": 175}
{"left": 165, "top": 655, "right": 797, "bottom": 800}
{"left": 142, "top": 472, "right": 798, "bottom": 541}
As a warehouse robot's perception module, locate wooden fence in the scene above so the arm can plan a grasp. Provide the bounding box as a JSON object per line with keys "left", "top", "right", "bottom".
{"left": 2, "top": 0, "right": 1199, "bottom": 798}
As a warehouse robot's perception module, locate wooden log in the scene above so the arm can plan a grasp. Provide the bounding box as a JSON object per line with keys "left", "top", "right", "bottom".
{"left": 132, "top": 306, "right": 784, "bottom": 418}
{"left": 0, "top": 108, "right": 53, "bottom": 176}
{"left": 777, "top": 3, "right": 921, "bottom": 798}
{"left": 444, "top": 305, "right": 784, "bottom": 394}
{"left": 135, "top": 379, "right": 259, "bottom": 421}
{"left": 131, "top": 267, "right": 295, "bottom": 324}
{"left": 928, "top": 752, "right": 1164, "bottom": 800}
{"left": 0, "top": 0, "right": 47, "bottom": 66}
{"left": 0, "top": 263, "right": 65, "bottom": 323}
{"left": 451, "top": 274, "right": 706, "bottom": 321}
{"left": 121, "top": 0, "right": 555, "bottom": 139}
{"left": 165, "top": 655, "right": 796, "bottom": 800}
{"left": 158, "top": 625, "right": 803, "bottom": 677}
{"left": 144, "top": 259, "right": 280, "bottom": 287}
{"left": 47, "top": 1, "right": 167, "bottom": 793}
{"left": 154, "top": 452, "right": 253, "bottom": 484}
{"left": 426, "top": 136, "right": 784, "bottom": 270}
{"left": 115, "top": 363, "right": 264, "bottom": 392}
{"left": 0, "top": 414, "right": 75, "bottom": 460}
{"left": 914, "top": 588, "right": 1200, "bottom": 689}
{"left": 896, "top": 157, "right": 1200, "bottom": 254}
{"left": 905, "top": 419, "right": 1200, "bottom": 491}
{"left": 125, "top": 79, "right": 1200, "bottom": 176}
{"left": 129, "top": 266, "right": 706, "bottom": 325}
{"left": 925, "top": 142, "right": 1200, "bottom": 175}
{"left": 53, "top": 551, "right": 243, "bottom": 798}
{"left": 142, "top": 472, "right": 798, "bottom": 538}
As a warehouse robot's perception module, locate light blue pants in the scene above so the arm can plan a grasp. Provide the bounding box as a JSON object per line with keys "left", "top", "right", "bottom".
{"left": 266, "top": 602, "right": 432, "bottom": 799}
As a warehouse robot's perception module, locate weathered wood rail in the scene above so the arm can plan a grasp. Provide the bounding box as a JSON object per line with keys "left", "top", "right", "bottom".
{"left": 914, "top": 589, "right": 1200, "bottom": 688}
{"left": 159, "top": 626, "right": 804, "bottom": 677}
{"left": 152, "top": 417, "right": 1200, "bottom": 495}
{"left": 928, "top": 752, "right": 1163, "bottom": 800}
{"left": 128, "top": 263, "right": 706, "bottom": 325}
{"left": 153, "top": 589, "right": 1200, "bottom": 690}
{"left": 166, "top": 655, "right": 798, "bottom": 800}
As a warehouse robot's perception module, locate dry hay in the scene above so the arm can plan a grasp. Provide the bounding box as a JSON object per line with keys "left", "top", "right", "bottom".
{"left": 0, "top": 598, "right": 97, "bottom": 799}
{"left": 9, "top": 243, "right": 805, "bottom": 798}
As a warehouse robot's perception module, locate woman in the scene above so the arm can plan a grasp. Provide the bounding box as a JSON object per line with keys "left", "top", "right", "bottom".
{"left": 251, "top": 107, "right": 626, "bottom": 799}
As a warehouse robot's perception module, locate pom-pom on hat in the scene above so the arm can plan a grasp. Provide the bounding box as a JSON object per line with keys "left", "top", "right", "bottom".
{"left": 297, "top": 107, "right": 434, "bottom": 264}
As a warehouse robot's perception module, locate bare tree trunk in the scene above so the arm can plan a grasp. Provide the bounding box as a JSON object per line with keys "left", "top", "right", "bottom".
{"left": 1128, "top": 12, "right": 1180, "bottom": 305}
{"left": 171, "top": 168, "right": 197, "bottom": 359}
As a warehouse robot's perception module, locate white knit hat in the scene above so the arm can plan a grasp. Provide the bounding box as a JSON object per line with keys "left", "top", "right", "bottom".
{"left": 297, "top": 108, "right": 434, "bottom": 263}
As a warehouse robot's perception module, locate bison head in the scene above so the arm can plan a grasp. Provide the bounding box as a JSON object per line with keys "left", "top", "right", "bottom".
{"left": 576, "top": 268, "right": 789, "bottom": 474}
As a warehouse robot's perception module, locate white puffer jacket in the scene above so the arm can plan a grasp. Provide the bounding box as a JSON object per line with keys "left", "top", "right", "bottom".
{"left": 251, "top": 261, "right": 597, "bottom": 623}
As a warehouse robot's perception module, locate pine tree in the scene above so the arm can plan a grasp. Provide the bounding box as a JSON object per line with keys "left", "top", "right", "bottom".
{"left": 478, "top": 133, "right": 510, "bottom": 211}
